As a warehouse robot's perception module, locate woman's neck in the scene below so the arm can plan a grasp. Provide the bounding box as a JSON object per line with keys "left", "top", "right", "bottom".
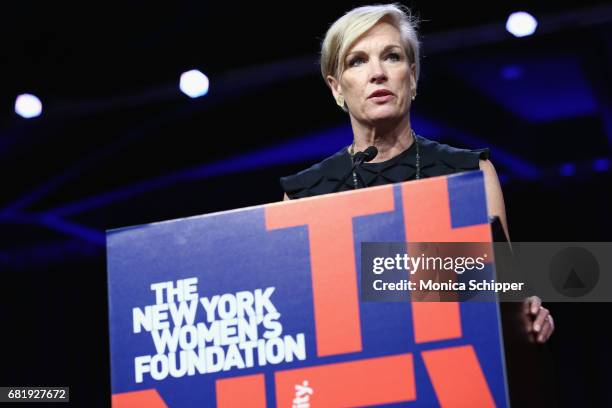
{"left": 350, "top": 117, "right": 415, "bottom": 163}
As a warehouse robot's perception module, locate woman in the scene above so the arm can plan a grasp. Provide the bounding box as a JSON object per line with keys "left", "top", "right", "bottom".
{"left": 280, "top": 4, "right": 554, "bottom": 344}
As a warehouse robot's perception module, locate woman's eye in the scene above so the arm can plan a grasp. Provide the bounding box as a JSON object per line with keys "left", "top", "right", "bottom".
{"left": 349, "top": 57, "right": 365, "bottom": 67}
{"left": 386, "top": 52, "right": 401, "bottom": 61}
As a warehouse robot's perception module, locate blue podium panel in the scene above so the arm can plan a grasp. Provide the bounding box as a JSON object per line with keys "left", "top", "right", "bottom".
{"left": 107, "top": 171, "right": 509, "bottom": 408}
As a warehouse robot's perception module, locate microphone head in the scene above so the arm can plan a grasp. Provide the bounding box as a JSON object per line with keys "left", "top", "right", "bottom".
{"left": 353, "top": 151, "right": 366, "bottom": 163}
{"left": 363, "top": 146, "right": 378, "bottom": 162}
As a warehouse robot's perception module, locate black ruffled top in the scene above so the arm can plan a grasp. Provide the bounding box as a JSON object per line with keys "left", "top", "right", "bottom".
{"left": 280, "top": 135, "right": 490, "bottom": 199}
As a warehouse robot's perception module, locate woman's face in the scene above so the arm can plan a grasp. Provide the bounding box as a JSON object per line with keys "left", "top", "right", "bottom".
{"left": 328, "top": 21, "right": 416, "bottom": 125}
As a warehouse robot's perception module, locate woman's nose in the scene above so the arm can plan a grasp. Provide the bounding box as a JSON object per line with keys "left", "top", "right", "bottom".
{"left": 369, "top": 61, "right": 388, "bottom": 83}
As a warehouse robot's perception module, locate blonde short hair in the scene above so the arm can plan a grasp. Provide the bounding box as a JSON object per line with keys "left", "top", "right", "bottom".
{"left": 320, "top": 4, "right": 420, "bottom": 82}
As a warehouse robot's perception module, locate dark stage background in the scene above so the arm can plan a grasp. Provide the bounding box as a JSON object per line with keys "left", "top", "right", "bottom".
{"left": 1, "top": 1, "right": 611, "bottom": 406}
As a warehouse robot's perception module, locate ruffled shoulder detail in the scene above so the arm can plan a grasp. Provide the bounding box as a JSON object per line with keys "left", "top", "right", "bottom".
{"left": 418, "top": 137, "right": 490, "bottom": 177}
{"left": 280, "top": 148, "right": 352, "bottom": 199}
{"left": 280, "top": 136, "right": 490, "bottom": 199}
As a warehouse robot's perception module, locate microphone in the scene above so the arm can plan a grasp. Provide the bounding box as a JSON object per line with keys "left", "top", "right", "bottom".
{"left": 362, "top": 146, "right": 378, "bottom": 163}
{"left": 352, "top": 146, "right": 378, "bottom": 167}
{"left": 333, "top": 146, "right": 378, "bottom": 192}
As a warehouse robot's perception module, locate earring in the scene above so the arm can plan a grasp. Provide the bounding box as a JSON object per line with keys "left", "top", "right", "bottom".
{"left": 336, "top": 95, "right": 344, "bottom": 107}
{"left": 411, "top": 91, "right": 417, "bottom": 101}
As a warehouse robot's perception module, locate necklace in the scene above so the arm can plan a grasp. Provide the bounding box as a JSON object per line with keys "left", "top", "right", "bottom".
{"left": 349, "top": 130, "right": 421, "bottom": 189}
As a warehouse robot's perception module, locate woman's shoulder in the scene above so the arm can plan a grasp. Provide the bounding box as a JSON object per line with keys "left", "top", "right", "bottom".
{"left": 280, "top": 147, "right": 352, "bottom": 199}
{"left": 419, "top": 136, "right": 490, "bottom": 173}
{"left": 279, "top": 136, "right": 491, "bottom": 198}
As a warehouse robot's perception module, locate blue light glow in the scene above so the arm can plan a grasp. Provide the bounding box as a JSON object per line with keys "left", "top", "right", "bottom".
{"left": 501, "top": 65, "right": 523, "bottom": 80}
{"left": 559, "top": 163, "right": 576, "bottom": 176}
{"left": 452, "top": 56, "right": 596, "bottom": 122}
{"left": 592, "top": 158, "right": 610, "bottom": 172}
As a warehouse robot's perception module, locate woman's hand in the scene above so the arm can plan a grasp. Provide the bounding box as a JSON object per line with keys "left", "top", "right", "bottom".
{"left": 524, "top": 296, "right": 554, "bottom": 343}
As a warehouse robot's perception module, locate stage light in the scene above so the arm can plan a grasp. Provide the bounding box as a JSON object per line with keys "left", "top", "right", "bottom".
{"left": 501, "top": 65, "right": 523, "bottom": 81}
{"left": 592, "top": 158, "right": 610, "bottom": 172}
{"left": 506, "top": 12, "right": 538, "bottom": 38}
{"left": 559, "top": 163, "right": 576, "bottom": 177}
{"left": 15, "top": 93, "right": 42, "bottom": 118}
{"left": 501, "top": 65, "right": 523, "bottom": 80}
{"left": 179, "top": 69, "right": 209, "bottom": 98}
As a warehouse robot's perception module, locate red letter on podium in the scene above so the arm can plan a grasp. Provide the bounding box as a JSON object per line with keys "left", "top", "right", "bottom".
{"left": 265, "top": 187, "right": 394, "bottom": 356}
{"left": 402, "top": 177, "right": 491, "bottom": 343}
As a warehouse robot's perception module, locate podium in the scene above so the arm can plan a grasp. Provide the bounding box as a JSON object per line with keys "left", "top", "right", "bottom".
{"left": 107, "top": 170, "right": 510, "bottom": 407}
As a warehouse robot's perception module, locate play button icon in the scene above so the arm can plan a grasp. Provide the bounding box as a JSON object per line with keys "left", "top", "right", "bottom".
{"left": 549, "top": 247, "right": 599, "bottom": 298}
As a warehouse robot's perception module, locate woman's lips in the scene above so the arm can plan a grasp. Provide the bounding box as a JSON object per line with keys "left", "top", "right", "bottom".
{"left": 368, "top": 89, "right": 395, "bottom": 103}
{"left": 369, "top": 89, "right": 394, "bottom": 98}
{"left": 369, "top": 94, "right": 394, "bottom": 103}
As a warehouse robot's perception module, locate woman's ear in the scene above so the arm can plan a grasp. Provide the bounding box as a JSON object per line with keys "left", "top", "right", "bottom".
{"left": 409, "top": 63, "right": 417, "bottom": 96}
{"left": 326, "top": 75, "right": 342, "bottom": 100}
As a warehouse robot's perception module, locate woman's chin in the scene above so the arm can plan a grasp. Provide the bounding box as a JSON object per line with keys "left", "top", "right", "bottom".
{"left": 365, "top": 107, "right": 403, "bottom": 124}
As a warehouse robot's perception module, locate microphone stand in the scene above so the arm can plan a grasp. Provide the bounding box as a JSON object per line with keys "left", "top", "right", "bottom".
{"left": 332, "top": 151, "right": 366, "bottom": 193}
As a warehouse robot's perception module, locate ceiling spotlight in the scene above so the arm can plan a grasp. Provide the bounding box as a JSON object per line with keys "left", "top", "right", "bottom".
{"left": 180, "top": 69, "right": 209, "bottom": 98}
{"left": 15, "top": 93, "right": 42, "bottom": 118}
{"left": 506, "top": 12, "right": 538, "bottom": 38}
